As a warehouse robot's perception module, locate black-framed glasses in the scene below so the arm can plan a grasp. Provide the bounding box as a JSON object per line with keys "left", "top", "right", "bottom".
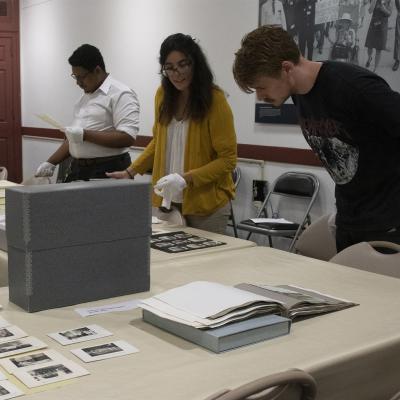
{"left": 162, "top": 60, "right": 192, "bottom": 77}
{"left": 71, "top": 71, "right": 91, "bottom": 82}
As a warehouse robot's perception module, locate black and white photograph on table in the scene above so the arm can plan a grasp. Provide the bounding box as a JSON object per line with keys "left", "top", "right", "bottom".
{"left": 0, "top": 337, "right": 47, "bottom": 358}
{"left": 257, "top": 0, "right": 400, "bottom": 123}
{"left": 0, "top": 350, "right": 70, "bottom": 373}
{"left": 13, "top": 360, "right": 89, "bottom": 388}
{"left": 0, "top": 326, "right": 27, "bottom": 343}
{"left": 47, "top": 324, "right": 112, "bottom": 345}
{"left": 151, "top": 231, "right": 226, "bottom": 254}
{"left": 71, "top": 340, "right": 139, "bottom": 362}
{"left": 0, "top": 380, "right": 24, "bottom": 400}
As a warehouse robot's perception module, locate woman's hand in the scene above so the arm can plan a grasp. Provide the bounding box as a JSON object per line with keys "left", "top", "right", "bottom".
{"left": 106, "top": 170, "right": 132, "bottom": 179}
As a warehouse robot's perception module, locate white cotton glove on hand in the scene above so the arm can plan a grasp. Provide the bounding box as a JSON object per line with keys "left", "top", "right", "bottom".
{"left": 64, "top": 126, "right": 84, "bottom": 144}
{"left": 35, "top": 162, "right": 56, "bottom": 177}
{"left": 154, "top": 173, "right": 187, "bottom": 209}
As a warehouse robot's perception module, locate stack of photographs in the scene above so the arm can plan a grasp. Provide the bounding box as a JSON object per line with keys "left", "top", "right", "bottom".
{"left": 151, "top": 231, "right": 226, "bottom": 253}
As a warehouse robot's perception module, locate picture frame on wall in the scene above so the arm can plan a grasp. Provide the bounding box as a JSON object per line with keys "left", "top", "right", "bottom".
{"left": 257, "top": 0, "right": 400, "bottom": 124}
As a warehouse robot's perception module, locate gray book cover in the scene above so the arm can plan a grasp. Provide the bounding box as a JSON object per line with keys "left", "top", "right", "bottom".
{"left": 143, "top": 310, "right": 291, "bottom": 353}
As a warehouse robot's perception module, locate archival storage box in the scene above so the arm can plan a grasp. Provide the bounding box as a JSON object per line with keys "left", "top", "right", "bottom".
{"left": 6, "top": 180, "right": 151, "bottom": 312}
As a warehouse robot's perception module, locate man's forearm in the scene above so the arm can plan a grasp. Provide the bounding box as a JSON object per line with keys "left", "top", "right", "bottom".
{"left": 47, "top": 141, "right": 70, "bottom": 165}
{"left": 83, "top": 130, "right": 136, "bottom": 148}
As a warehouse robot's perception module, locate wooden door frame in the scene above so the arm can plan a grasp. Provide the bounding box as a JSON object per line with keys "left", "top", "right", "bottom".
{"left": 0, "top": 0, "right": 22, "bottom": 182}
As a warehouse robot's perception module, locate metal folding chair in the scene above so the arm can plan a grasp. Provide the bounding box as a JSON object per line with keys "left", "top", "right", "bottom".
{"left": 237, "top": 172, "right": 319, "bottom": 252}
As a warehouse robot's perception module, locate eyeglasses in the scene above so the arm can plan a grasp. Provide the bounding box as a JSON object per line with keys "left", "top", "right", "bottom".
{"left": 71, "top": 71, "right": 91, "bottom": 82}
{"left": 162, "top": 60, "right": 192, "bottom": 77}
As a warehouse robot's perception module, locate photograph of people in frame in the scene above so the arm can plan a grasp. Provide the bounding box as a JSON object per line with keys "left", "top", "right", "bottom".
{"left": 258, "top": 0, "right": 399, "bottom": 122}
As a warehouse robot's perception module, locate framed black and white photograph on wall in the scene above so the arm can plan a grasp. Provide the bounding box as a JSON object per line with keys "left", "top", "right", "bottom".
{"left": 257, "top": 0, "right": 400, "bottom": 123}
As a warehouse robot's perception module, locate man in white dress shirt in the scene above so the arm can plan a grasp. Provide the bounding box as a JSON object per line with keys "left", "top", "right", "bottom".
{"left": 35, "top": 44, "right": 140, "bottom": 181}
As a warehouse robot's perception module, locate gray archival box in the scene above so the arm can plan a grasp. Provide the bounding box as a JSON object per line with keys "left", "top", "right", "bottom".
{"left": 6, "top": 180, "right": 151, "bottom": 312}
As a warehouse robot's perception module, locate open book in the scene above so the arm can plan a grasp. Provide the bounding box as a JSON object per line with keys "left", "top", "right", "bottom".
{"left": 235, "top": 283, "right": 357, "bottom": 320}
{"left": 140, "top": 281, "right": 283, "bottom": 329}
{"left": 140, "top": 281, "right": 357, "bottom": 330}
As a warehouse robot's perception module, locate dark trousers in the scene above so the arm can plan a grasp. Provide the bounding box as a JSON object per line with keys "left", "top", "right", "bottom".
{"left": 336, "top": 225, "right": 400, "bottom": 253}
{"left": 394, "top": 14, "right": 400, "bottom": 61}
{"left": 64, "top": 153, "right": 131, "bottom": 182}
{"left": 298, "top": 28, "right": 314, "bottom": 60}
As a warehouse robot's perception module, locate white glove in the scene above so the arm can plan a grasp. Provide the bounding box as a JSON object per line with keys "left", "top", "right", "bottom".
{"left": 154, "top": 173, "right": 187, "bottom": 209}
{"left": 35, "top": 162, "right": 56, "bottom": 177}
{"left": 64, "top": 126, "right": 84, "bottom": 144}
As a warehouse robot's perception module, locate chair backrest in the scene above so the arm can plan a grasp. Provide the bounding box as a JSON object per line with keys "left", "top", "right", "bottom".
{"left": 273, "top": 173, "right": 317, "bottom": 198}
{"left": 389, "top": 390, "right": 400, "bottom": 400}
{"left": 257, "top": 172, "right": 319, "bottom": 218}
{"left": 295, "top": 214, "right": 337, "bottom": 261}
{"left": 0, "top": 167, "right": 7, "bottom": 180}
{"left": 203, "top": 369, "right": 317, "bottom": 400}
{"left": 330, "top": 241, "right": 400, "bottom": 278}
{"left": 232, "top": 167, "right": 241, "bottom": 189}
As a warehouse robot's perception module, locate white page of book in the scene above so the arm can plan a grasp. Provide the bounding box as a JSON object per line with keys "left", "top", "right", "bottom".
{"left": 152, "top": 281, "right": 278, "bottom": 319}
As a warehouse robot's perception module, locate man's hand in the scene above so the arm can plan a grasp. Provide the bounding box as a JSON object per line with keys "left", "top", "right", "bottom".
{"left": 106, "top": 170, "right": 132, "bottom": 179}
{"left": 35, "top": 162, "right": 56, "bottom": 177}
{"left": 64, "top": 126, "right": 84, "bottom": 144}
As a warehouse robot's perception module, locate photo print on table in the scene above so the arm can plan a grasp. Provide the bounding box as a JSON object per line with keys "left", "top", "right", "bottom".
{"left": 0, "top": 380, "right": 24, "bottom": 400}
{"left": 0, "top": 318, "right": 10, "bottom": 330}
{"left": 13, "top": 360, "right": 89, "bottom": 388}
{"left": 0, "top": 337, "right": 47, "bottom": 358}
{"left": 151, "top": 231, "right": 226, "bottom": 253}
{"left": 0, "top": 327, "right": 28, "bottom": 344}
{"left": 0, "top": 350, "right": 70, "bottom": 374}
{"left": 71, "top": 340, "right": 139, "bottom": 362}
{"left": 47, "top": 324, "right": 112, "bottom": 345}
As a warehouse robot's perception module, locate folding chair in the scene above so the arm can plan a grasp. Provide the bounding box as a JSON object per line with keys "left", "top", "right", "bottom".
{"left": 237, "top": 172, "right": 319, "bottom": 252}
{"left": 330, "top": 241, "right": 400, "bottom": 278}
{"left": 203, "top": 369, "right": 317, "bottom": 400}
{"left": 228, "top": 167, "right": 241, "bottom": 237}
{"left": 295, "top": 214, "right": 337, "bottom": 261}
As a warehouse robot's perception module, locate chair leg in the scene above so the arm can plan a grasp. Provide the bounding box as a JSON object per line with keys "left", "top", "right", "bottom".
{"left": 268, "top": 236, "right": 273, "bottom": 247}
{"left": 229, "top": 200, "right": 238, "bottom": 238}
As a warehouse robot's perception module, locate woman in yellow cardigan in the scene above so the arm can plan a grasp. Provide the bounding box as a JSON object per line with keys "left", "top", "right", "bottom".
{"left": 107, "top": 34, "right": 237, "bottom": 234}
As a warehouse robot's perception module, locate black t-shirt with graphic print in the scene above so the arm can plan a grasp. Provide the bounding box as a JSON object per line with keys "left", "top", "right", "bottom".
{"left": 293, "top": 61, "right": 400, "bottom": 231}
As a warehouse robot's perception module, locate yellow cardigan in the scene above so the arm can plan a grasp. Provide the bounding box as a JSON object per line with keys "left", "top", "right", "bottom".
{"left": 132, "top": 87, "right": 237, "bottom": 216}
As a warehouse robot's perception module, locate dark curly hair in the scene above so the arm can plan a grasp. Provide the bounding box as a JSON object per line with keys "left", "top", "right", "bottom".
{"left": 159, "top": 33, "right": 216, "bottom": 124}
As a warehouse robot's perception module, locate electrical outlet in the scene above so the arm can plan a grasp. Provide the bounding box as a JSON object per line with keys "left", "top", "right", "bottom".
{"left": 252, "top": 180, "right": 268, "bottom": 202}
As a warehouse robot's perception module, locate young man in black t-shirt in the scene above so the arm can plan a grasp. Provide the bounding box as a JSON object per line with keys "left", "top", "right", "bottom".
{"left": 233, "top": 25, "right": 400, "bottom": 252}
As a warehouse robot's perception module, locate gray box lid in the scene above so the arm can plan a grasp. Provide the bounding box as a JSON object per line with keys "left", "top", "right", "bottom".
{"left": 6, "top": 180, "right": 151, "bottom": 251}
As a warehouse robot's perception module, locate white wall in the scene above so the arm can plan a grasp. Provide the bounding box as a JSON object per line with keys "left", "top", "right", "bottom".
{"left": 20, "top": 0, "right": 336, "bottom": 245}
